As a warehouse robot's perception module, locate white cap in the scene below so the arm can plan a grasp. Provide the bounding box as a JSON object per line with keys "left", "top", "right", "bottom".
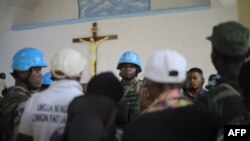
{"left": 51, "top": 48, "right": 87, "bottom": 79}
{"left": 144, "top": 49, "right": 187, "bottom": 83}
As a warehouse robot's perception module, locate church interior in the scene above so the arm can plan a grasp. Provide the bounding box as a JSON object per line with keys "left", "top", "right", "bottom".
{"left": 0, "top": 0, "right": 249, "bottom": 86}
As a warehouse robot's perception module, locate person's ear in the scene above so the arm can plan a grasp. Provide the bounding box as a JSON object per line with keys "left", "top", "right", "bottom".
{"left": 19, "top": 71, "right": 29, "bottom": 79}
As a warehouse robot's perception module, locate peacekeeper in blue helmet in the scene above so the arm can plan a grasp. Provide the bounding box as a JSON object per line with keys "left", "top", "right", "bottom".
{"left": 0, "top": 47, "right": 47, "bottom": 141}
{"left": 40, "top": 72, "right": 53, "bottom": 91}
{"left": 116, "top": 51, "right": 143, "bottom": 124}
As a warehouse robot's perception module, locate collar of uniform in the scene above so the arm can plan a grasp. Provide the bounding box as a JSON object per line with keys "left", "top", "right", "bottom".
{"left": 121, "top": 78, "right": 138, "bottom": 86}
{"left": 218, "top": 74, "right": 239, "bottom": 87}
{"left": 50, "top": 79, "right": 83, "bottom": 92}
{"left": 15, "top": 79, "right": 31, "bottom": 93}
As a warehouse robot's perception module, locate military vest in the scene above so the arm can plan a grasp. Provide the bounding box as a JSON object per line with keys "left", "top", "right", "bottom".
{"left": 122, "top": 79, "right": 143, "bottom": 115}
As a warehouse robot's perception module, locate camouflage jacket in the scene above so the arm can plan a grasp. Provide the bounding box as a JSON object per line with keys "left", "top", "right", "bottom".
{"left": 121, "top": 78, "right": 143, "bottom": 115}
{"left": 0, "top": 81, "right": 31, "bottom": 141}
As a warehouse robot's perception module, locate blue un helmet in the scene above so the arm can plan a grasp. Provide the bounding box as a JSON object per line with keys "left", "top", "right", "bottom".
{"left": 42, "top": 72, "right": 53, "bottom": 85}
{"left": 11, "top": 47, "right": 47, "bottom": 71}
{"left": 117, "top": 51, "right": 142, "bottom": 72}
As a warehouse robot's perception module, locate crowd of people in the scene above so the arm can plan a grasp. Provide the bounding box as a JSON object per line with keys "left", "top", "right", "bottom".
{"left": 0, "top": 20, "right": 250, "bottom": 141}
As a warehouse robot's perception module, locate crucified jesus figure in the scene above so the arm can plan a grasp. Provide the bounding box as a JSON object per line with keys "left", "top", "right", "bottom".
{"left": 73, "top": 22, "right": 118, "bottom": 77}
{"left": 80, "top": 37, "right": 109, "bottom": 76}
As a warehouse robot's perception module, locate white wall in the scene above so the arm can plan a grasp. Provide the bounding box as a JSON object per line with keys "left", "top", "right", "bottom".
{"left": 31, "top": 0, "right": 78, "bottom": 24}
{"left": 0, "top": 0, "right": 79, "bottom": 27}
{"left": 0, "top": 6, "right": 237, "bottom": 87}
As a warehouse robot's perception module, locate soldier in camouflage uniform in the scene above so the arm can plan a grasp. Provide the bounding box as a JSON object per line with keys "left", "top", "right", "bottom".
{"left": 117, "top": 51, "right": 143, "bottom": 122}
{"left": 196, "top": 21, "right": 250, "bottom": 124}
{"left": 0, "top": 48, "right": 47, "bottom": 141}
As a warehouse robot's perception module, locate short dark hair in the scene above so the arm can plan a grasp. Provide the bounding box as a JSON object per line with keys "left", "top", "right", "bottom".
{"left": 87, "top": 71, "right": 123, "bottom": 103}
{"left": 208, "top": 74, "right": 216, "bottom": 81}
{"left": 188, "top": 67, "right": 203, "bottom": 75}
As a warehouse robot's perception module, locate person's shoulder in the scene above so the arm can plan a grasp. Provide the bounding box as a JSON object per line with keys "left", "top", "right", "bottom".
{"left": 135, "top": 79, "right": 143, "bottom": 85}
{"left": 69, "top": 94, "right": 114, "bottom": 110}
{"left": 200, "top": 88, "right": 208, "bottom": 95}
{"left": 211, "top": 83, "right": 241, "bottom": 100}
{"left": 200, "top": 83, "right": 237, "bottom": 97}
{"left": 69, "top": 95, "right": 85, "bottom": 106}
{"left": 4, "top": 87, "right": 29, "bottom": 101}
{"left": 134, "top": 79, "right": 144, "bottom": 92}
{"left": 26, "top": 92, "right": 44, "bottom": 103}
{"left": 1, "top": 89, "right": 30, "bottom": 116}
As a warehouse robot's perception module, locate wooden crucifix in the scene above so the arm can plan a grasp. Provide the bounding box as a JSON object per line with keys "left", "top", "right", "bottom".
{"left": 73, "top": 22, "right": 118, "bottom": 77}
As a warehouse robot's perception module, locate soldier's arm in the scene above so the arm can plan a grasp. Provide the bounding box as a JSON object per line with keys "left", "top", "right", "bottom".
{"left": 2, "top": 90, "right": 29, "bottom": 120}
